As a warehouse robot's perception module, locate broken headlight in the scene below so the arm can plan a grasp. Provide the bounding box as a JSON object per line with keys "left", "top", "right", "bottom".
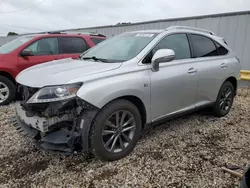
{"left": 27, "top": 83, "right": 82, "bottom": 103}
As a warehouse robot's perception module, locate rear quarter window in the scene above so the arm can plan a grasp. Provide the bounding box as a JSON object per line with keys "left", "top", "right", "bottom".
{"left": 91, "top": 38, "right": 105, "bottom": 45}
{"left": 59, "top": 37, "right": 89, "bottom": 54}
{"left": 215, "top": 42, "right": 229, "bottom": 55}
{"left": 189, "top": 34, "right": 218, "bottom": 57}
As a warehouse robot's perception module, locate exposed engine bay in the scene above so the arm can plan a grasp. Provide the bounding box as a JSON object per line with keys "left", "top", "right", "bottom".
{"left": 12, "top": 85, "right": 99, "bottom": 154}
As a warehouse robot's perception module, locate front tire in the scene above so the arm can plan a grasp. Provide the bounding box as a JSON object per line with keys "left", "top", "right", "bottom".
{"left": 0, "top": 76, "right": 15, "bottom": 105}
{"left": 90, "top": 99, "right": 142, "bottom": 161}
{"left": 213, "top": 81, "right": 234, "bottom": 117}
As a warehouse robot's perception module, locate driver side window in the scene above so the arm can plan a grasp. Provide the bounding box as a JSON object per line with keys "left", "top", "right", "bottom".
{"left": 24, "top": 37, "right": 59, "bottom": 56}
{"left": 143, "top": 34, "right": 191, "bottom": 64}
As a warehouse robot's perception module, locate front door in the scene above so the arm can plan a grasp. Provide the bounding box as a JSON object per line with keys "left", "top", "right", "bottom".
{"left": 149, "top": 33, "right": 198, "bottom": 121}
{"left": 17, "top": 37, "right": 59, "bottom": 72}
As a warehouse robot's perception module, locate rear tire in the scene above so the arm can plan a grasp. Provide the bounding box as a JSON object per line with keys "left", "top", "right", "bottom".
{"left": 90, "top": 99, "right": 142, "bottom": 161}
{"left": 213, "top": 81, "right": 234, "bottom": 117}
{"left": 0, "top": 76, "right": 15, "bottom": 105}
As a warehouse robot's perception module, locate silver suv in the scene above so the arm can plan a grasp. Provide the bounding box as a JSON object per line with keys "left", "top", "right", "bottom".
{"left": 14, "top": 26, "right": 240, "bottom": 161}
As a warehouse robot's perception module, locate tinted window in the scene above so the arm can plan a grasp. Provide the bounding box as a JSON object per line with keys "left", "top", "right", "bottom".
{"left": 25, "top": 37, "right": 59, "bottom": 55}
{"left": 215, "top": 42, "right": 228, "bottom": 55}
{"left": 91, "top": 38, "right": 105, "bottom": 45}
{"left": 190, "top": 34, "right": 218, "bottom": 57}
{"left": 153, "top": 34, "right": 191, "bottom": 60}
{"left": 60, "top": 37, "right": 88, "bottom": 54}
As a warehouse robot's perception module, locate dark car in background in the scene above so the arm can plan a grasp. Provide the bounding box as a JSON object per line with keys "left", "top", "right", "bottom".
{"left": 0, "top": 32, "right": 106, "bottom": 105}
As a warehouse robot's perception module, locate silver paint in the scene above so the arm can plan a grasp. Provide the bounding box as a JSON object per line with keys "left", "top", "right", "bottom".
{"left": 16, "top": 27, "right": 240, "bottom": 124}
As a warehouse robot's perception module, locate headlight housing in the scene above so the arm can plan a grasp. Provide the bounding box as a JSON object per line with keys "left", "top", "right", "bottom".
{"left": 27, "top": 83, "right": 82, "bottom": 103}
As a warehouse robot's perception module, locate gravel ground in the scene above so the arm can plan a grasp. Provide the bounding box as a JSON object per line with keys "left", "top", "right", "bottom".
{"left": 0, "top": 88, "right": 250, "bottom": 188}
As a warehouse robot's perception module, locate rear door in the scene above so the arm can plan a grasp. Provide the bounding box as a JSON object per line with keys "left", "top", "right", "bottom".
{"left": 58, "top": 37, "right": 90, "bottom": 59}
{"left": 188, "top": 34, "right": 230, "bottom": 107}
{"left": 17, "top": 37, "right": 59, "bottom": 72}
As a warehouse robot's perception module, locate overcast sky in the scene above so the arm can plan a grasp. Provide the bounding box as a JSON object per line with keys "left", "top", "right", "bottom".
{"left": 0, "top": 0, "right": 250, "bottom": 36}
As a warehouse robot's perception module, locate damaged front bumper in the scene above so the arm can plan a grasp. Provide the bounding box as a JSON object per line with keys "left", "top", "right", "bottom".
{"left": 12, "top": 99, "right": 98, "bottom": 154}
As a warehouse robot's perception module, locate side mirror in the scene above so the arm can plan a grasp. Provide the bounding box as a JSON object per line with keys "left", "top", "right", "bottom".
{"left": 20, "top": 49, "right": 34, "bottom": 57}
{"left": 151, "top": 49, "right": 175, "bottom": 72}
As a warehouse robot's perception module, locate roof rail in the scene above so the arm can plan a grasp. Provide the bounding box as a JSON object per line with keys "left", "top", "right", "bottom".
{"left": 46, "top": 31, "right": 106, "bottom": 37}
{"left": 47, "top": 31, "right": 62, "bottom": 34}
{"left": 166, "top": 26, "right": 215, "bottom": 35}
{"left": 90, "top": 33, "right": 106, "bottom": 37}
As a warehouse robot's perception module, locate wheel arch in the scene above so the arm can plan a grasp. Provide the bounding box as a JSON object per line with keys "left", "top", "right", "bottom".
{"left": 116, "top": 95, "right": 147, "bottom": 129}
{"left": 224, "top": 76, "right": 237, "bottom": 96}
{"left": 79, "top": 95, "right": 148, "bottom": 152}
{"left": 97, "top": 95, "right": 148, "bottom": 129}
{"left": 0, "top": 71, "right": 16, "bottom": 84}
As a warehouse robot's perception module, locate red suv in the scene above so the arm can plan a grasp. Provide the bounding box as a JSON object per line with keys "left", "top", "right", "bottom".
{"left": 0, "top": 32, "right": 106, "bottom": 105}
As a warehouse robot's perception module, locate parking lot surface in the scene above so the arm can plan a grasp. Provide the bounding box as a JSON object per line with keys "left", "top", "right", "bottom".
{"left": 0, "top": 87, "right": 250, "bottom": 188}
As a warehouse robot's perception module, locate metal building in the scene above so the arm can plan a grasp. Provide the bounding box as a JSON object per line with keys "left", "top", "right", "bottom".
{"left": 0, "top": 11, "right": 250, "bottom": 70}
{"left": 0, "top": 35, "right": 20, "bottom": 46}
{"left": 72, "top": 10, "right": 250, "bottom": 70}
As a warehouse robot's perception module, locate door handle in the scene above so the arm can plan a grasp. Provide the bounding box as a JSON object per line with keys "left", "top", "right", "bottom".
{"left": 220, "top": 63, "right": 227, "bottom": 68}
{"left": 188, "top": 67, "right": 197, "bottom": 74}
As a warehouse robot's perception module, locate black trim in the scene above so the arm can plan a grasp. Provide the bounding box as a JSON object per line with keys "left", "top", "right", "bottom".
{"left": 213, "top": 40, "right": 220, "bottom": 56}
{"left": 90, "top": 34, "right": 106, "bottom": 37}
{"left": 146, "top": 103, "right": 214, "bottom": 127}
{"left": 214, "top": 41, "right": 229, "bottom": 56}
{"left": 76, "top": 97, "right": 99, "bottom": 110}
{"left": 186, "top": 33, "right": 194, "bottom": 58}
{"left": 77, "top": 109, "right": 99, "bottom": 151}
{"left": 47, "top": 32, "right": 61, "bottom": 34}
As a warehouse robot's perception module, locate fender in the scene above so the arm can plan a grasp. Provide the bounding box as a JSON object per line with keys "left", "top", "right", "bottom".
{"left": 0, "top": 68, "right": 18, "bottom": 82}
{"left": 76, "top": 68, "right": 151, "bottom": 123}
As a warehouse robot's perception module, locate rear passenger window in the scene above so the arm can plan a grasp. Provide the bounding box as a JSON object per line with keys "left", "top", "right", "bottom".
{"left": 91, "top": 38, "right": 105, "bottom": 45}
{"left": 215, "top": 42, "right": 229, "bottom": 55}
{"left": 153, "top": 34, "right": 191, "bottom": 60}
{"left": 190, "top": 34, "right": 218, "bottom": 57}
{"left": 59, "top": 37, "right": 89, "bottom": 54}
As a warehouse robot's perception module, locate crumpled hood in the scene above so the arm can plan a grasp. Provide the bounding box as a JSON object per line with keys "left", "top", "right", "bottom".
{"left": 16, "top": 58, "right": 122, "bottom": 87}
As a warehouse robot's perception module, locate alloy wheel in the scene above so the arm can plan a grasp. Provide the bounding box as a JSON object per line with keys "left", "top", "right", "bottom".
{"left": 102, "top": 110, "right": 136, "bottom": 153}
{"left": 219, "top": 86, "right": 233, "bottom": 113}
{"left": 0, "top": 82, "right": 9, "bottom": 103}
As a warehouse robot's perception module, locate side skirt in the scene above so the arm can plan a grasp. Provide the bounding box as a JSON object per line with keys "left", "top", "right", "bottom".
{"left": 144, "top": 103, "right": 215, "bottom": 130}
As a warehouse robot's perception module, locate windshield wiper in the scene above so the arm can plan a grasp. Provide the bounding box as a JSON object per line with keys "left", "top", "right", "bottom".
{"left": 82, "top": 56, "right": 109, "bottom": 63}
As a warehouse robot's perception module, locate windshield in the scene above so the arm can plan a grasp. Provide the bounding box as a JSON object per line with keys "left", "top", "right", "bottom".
{"left": 81, "top": 32, "right": 158, "bottom": 62}
{"left": 0, "top": 36, "right": 35, "bottom": 54}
